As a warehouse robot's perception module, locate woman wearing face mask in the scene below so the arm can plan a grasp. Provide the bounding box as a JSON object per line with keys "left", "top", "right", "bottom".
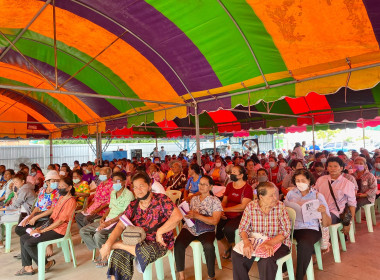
{"left": 267, "top": 156, "right": 287, "bottom": 191}
{"left": 72, "top": 169, "right": 90, "bottom": 210}
{"left": 100, "top": 172, "right": 182, "bottom": 280}
{"left": 175, "top": 176, "right": 223, "bottom": 280}
{"left": 232, "top": 182, "right": 291, "bottom": 280}
{"left": 216, "top": 165, "right": 253, "bottom": 259}
{"left": 0, "top": 169, "right": 15, "bottom": 206}
{"left": 208, "top": 158, "right": 226, "bottom": 186}
{"left": 370, "top": 156, "right": 380, "bottom": 198}
{"left": 14, "top": 170, "right": 60, "bottom": 258}
{"left": 284, "top": 169, "right": 331, "bottom": 280}
{"left": 80, "top": 171, "right": 134, "bottom": 267}
{"left": 15, "top": 177, "right": 77, "bottom": 276}
{"left": 352, "top": 157, "right": 377, "bottom": 212}
{"left": 75, "top": 167, "right": 113, "bottom": 230}
{"left": 0, "top": 172, "right": 36, "bottom": 249}
{"left": 26, "top": 164, "right": 45, "bottom": 191}
{"left": 281, "top": 160, "right": 304, "bottom": 195}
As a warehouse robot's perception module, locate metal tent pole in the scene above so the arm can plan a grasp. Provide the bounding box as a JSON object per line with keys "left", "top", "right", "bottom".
{"left": 194, "top": 104, "right": 201, "bottom": 166}
{"left": 362, "top": 121, "right": 366, "bottom": 148}
{"left": 213, "top": 127, "right": 217, "bottom": 156}
{"left": 49, "top": 133, "right": 53, "bottom": 164}
{"left": 96, "top": 124, "right": 102, "bottom": 164}
{"left": 312, "top": 115, "right": 316, "bottom": 153}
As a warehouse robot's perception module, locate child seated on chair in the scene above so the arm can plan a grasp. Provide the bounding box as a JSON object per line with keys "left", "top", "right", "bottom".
{"left": 14, "top": 177, "right": 76, "bottom": 276}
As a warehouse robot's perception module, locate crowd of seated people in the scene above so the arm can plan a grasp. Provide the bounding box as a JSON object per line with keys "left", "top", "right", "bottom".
{"left": 0, "top": 143, "right": 379, "bottom": 280}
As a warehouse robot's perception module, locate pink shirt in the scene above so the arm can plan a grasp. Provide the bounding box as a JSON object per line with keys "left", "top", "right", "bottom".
{"left": 86, "top": 178, "right": 113, "bottom": 216}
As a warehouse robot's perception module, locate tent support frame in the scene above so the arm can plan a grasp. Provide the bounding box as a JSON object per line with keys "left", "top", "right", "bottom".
{"left": 195, "top": 103, "right": 201, "bottom": 165}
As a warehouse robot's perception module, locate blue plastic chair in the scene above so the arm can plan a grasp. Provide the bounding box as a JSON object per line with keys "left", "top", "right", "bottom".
{"left": 108, "top": 249, "right": 176, "bottom": 280}
{"left": 189, "top": 239, "right": 222, "bottom": 280}
{"left": 1, "top": 221, "right": 18, "bottom": 253}
{"left": 37, "top": 212, "right": 76, "bottom": 280}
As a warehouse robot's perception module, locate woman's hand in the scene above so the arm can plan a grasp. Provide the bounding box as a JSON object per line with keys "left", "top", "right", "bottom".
{"left": 156, "top": 229, "right": 166, "bottom": 247}
{"left": 100, "top": 243, "right": 112, "bottom": 261}
{"left": 242, "top": 239, "right": 254, "bottom": 259}
{"left": 258, "top": 242, "right": 275, "bottom": 257}
{"left": 30, "top": 228, "right": 41, "bottom": 236}
{"left": 21, "top": 216, "right": 31, "bottom": 227}
{"left": 317, "top": 204, "right": 326, "bottom": 214}
{"left": 220, "top": 211, "right": 227, "bottom": 220}
{"left": 185, "top": 210, "right": 199, "bottom": 220}
{"left": 341, "top": 224, "right": 351, "bottom": 235}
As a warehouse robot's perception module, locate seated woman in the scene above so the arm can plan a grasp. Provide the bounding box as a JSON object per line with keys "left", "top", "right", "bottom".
{"left": 100, "top": 172, "right": 182, "bottom": 280}
{"left": 26, "top": 164, "right": 45, "bottom": 192}
{"left": 311, "top": 162, "right": 327, "bottom": 181}
{"left": 232, "top": 182, "right": 291, "bottom": 280}
{"left": 80, "top": 171, "right": 134, "bottom": 267}
{"left": 75, "top": 167, "right": 113, "bottom": 230}
{"left": 208, "top": 158, "right": 226, "bottom": 186}
{"left": 14, "top": 177, "right": 77, "bottom": 276}
{"left": 0, "top": 169, "right": 15, "bottom": 206}
{"left": 281, "top": 159, "right": 304, "bottom": 196}
{"left": 147, "top": 164, "right": 165, "bottom": 184}
{"left": 245, "top": 159, "right": 258, "bottom": 187}
{"left": 175, "top": 176, "right": 222, "bottom": 280}
{"left": 184, "top": 163, "right": 203, "bottom": 201}
{"left": 0, "top": 172, "right": 36, "bottom": 248}
{"left": 165, "top": 161, "right": 187, "bottom": 191}
{"left": 72, "top": 169, "right": 90, "bottom": 210}
{"left": 15, "top": 170, "right": 60, "bottom": 257}
{"left": 284, "top": 169, "right": 331, "bottom": 280}
{"left": 216, "top": 165, "right": 253, "bottom": 259}
{"left": 352, "top": 156, "right": 377, "bottom": 212}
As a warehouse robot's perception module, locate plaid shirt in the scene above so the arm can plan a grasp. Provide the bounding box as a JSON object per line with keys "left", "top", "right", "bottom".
{"left": 353, "top": 170, "right": 377, "bottom": 204}
{"left": 239, "top": 200, "right": 292, "bottom": 248}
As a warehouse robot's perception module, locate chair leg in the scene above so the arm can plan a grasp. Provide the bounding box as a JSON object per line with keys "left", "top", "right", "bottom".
{"left": 349, "top": 222, "right": 355, "bottom": 243}
{"left": 214, "top": 239, "right": 222, "bottom": 270}
{"left": 286, "top": 258, "right": 295, "bottom": 280}
{"left": 37, "top": 244, "right": 47, "bottom": 280}
{"left": 5, "top": 224, "right": 13, "bottom": 253}
{"left": 363, "top": 205, "right": 374, "bottom": 232}
{"left": 314, "top": 241, "right": 323, "bottom": 271}
{"left": 329, "top": 226, "right": 341, "bottom": 263}
{"left": 154, "top": 257, "right": 165, "bottom": 280}
{"left": 168, "top": 251, "right": 177, "bottom": 280}
{"left": 190, "top": 242, "right": 203, "bottom": 280}
{"left": 143, "top": 263, "right": 153, "bottom": 280}
{"left": 61, "top": 240, "right": 72, "bottom": 263}
{"left": 92, "top": 248, "right": 96, "bottom": 261}
{"left": 337, "top": 225, "right": 346, "bottom": 252}
{"left": 306, "top": 258, "right": 315, "bottom": 280}
{"left": 371, "top": 204, "right": 377, "bottom": 226}
{"left": 235, "top": 229, "right": 241, "bottom": 243}
{"left": 68, "top": 238, "right": 77, "bottom": 267}
{"left": 355, "top": 208, "right": 362, "bottom": 223}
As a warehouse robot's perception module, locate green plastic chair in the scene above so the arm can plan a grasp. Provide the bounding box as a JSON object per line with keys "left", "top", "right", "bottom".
{"left": 328, "top": 222, "right": 355, "bottom": 263}
{"left": 375, "top": 196, "right": 380, "bottom": 213}
{"left": 108, "top": 249, "right": 176, "bottom": 280}
{"left": 355, "top": 203, "right": 376, "bottom": 232}
{"left": 189, "top": 239, "right": 222, "bottom": 280}
{"left": 1, "top": 221, "right": 18, "bottom": 253}
{"left": 37, "top": 212, "right": 76, "bottom": 280}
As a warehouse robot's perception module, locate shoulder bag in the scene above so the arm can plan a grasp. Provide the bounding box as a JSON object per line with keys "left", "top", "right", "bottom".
{"left": 328, "top": 181, "right": 352, "bottom": 226}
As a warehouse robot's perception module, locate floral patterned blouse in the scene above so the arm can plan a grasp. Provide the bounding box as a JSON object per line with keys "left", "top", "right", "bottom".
{"left": 74, "top": 181, "right": 90, "bottom": 206}
{"left": 124, "top": 193, "right": 176, "bottom": 249}
{"left": 86, "top": 178, "right": 113, "bottom": 216}
{"left": 35, "top": 187, "right": 59, "bottom": 212}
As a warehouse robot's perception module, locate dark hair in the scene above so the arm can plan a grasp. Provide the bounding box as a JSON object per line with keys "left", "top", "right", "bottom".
{"left": 74, "top": 160, "right": 79, "bottom": 164}
{"left": 250, "top": 154, "right": 260, "bottom": 164}
{"left": 245, "top": 159, "right": 254, "bottom": 167}
{"left": 256, "top": 182, "right": 276, "bottom": 200}
{"left": 315, "top": 152, "right": 323, "bottom": 159}
{"left": 269, "top": 156, "right": 277, "bottom": 162}
{"left": 326, "top": 156, "right": 344, "bottom": 168}
{"left": 31, "top": 164, "right": 42, "bottom": 173}
{"left": 225, "top": 156, "right": 232, "bottom": 161}
{"left": 291, "top": 169, "right": 315, "bottom": 186}
{"left": 313, "top": 162, "right": 324, "bottom": 169}
{"left": 256, "top": 168, "right": 268, "bottom": 176}
{"left": 61, "top": 177, "right": 75, "bottom": 196}
{"left": 80, "top": 163, "right": 88, "bottom": 168}
{"left": 112, "top": 171, "right": 127, "bottom": 181}
{"left": 337, "top": 150, "right": 345, "bottom": 156}
{"left": 136, "top": 164, "right": 146, "bottom": 172}
{"left": 190, "top": 163, "right": 202, "bottom": 175}
{"left": 290, "top": 159, "right": 303, "bottom": 170}
{"left": 131, "top": 172, "right": 151, "bottom": 185}
{"left": 72, "top": 169, "right": 83, "bottom": 177}
{"left": 14, "top": 172, "right": 26, "bottom": 182}
{"left": 233, "top": 165, "right": 248, "bottom": 181}
{"left": 5, "top": 169, "right": 15, "bottom": 176}
{"left": 201, "top": 175, "right": 214, "bottom": 186}
{"left": 48, "top": 164, "right": 55, "bottom": 170}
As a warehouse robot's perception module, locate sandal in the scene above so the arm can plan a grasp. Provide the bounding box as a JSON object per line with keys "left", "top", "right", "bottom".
{"left": 222, "top": 246, "right": 232, "bottom": 259}
{"left": 95, "top": 260, "right": 108, "bottom": 268}
{"left": 45, "top": 259, "right": 56, "bottom": 272}
{"left": 15, "top": 268, "right": 35, "bottom": 276}
{"left": 93, "top": 256, "right": 102, "bottom": 263}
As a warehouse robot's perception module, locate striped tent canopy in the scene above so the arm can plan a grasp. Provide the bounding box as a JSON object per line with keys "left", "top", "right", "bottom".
{"left": 0, "top": 0, "right": 379, "bottom": 139}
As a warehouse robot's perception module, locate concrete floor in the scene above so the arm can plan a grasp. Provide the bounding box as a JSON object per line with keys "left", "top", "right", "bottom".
{"left": 1, "top": 212, "right": 380, "bottom": 280}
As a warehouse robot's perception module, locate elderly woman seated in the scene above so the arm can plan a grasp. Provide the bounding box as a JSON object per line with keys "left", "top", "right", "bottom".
{"left": 231, "top": 182, "right": 291, "bottom": 280}
{"left": 284, "top": 169, "right": 331, "bottom": 280}
{"left": 174, "top": 175, "right": 223, "bottom": 280}
{"left": 165, "top": 161, "right": 187, "bottom": 191}
{"left": 100, "top": 172, "right": 182, "bottom": 280}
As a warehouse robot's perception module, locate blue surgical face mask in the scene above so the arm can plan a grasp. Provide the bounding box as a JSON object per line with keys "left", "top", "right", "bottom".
{"left": 113, "top": 183, "right": 122, "bottom": 191}
{"left": 50, "top": 182, "right": 58, "bottom": 190}
{"left": 99, "top": 175, "right": 107, "bottom": 181}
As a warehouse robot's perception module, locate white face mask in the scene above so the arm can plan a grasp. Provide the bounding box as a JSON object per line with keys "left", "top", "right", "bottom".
{"left": 239, "top": 162, "right": 245, "bottom": 167}
{"left": 269, "top": 162, "right": 276, "bottom": 168}
{"left": 59, "top": 171, "right": 65, "bottom": 176}
{"left": 376, "top": 163, "right": 380, "bottom": 169}
{"left": 215, "top": 162, "right": 222, "bottom": 168}
{"left": 320, "top": 158, "right": 327, "bottom": 164}
{"left": 296, "top": 182, "right": 309, "bottom": 192}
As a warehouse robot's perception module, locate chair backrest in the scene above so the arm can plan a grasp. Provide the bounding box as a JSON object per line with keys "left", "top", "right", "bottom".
{"left": 165, "top": 190, "right": 182, "bottom": 205}
{"left": 64, "top": 211, "right": 76, "bottom": 237}
{"left": 285, "top": 207, "right": 296, "bottom": 252}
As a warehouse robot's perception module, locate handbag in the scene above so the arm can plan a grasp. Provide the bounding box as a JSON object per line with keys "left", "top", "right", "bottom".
{"left": 328, "top": 181, "right": 352, "bottom": 226}
{"left": 40, "top": 198, "right": 74, "bottom": 230}
{"left": 194, "top": 218, "right": 215, "bottom": 235}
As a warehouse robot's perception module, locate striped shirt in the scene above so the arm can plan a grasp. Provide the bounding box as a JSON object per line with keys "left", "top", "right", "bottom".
{"left": 239, "top": 200, "right": 292, "bottom": 248}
